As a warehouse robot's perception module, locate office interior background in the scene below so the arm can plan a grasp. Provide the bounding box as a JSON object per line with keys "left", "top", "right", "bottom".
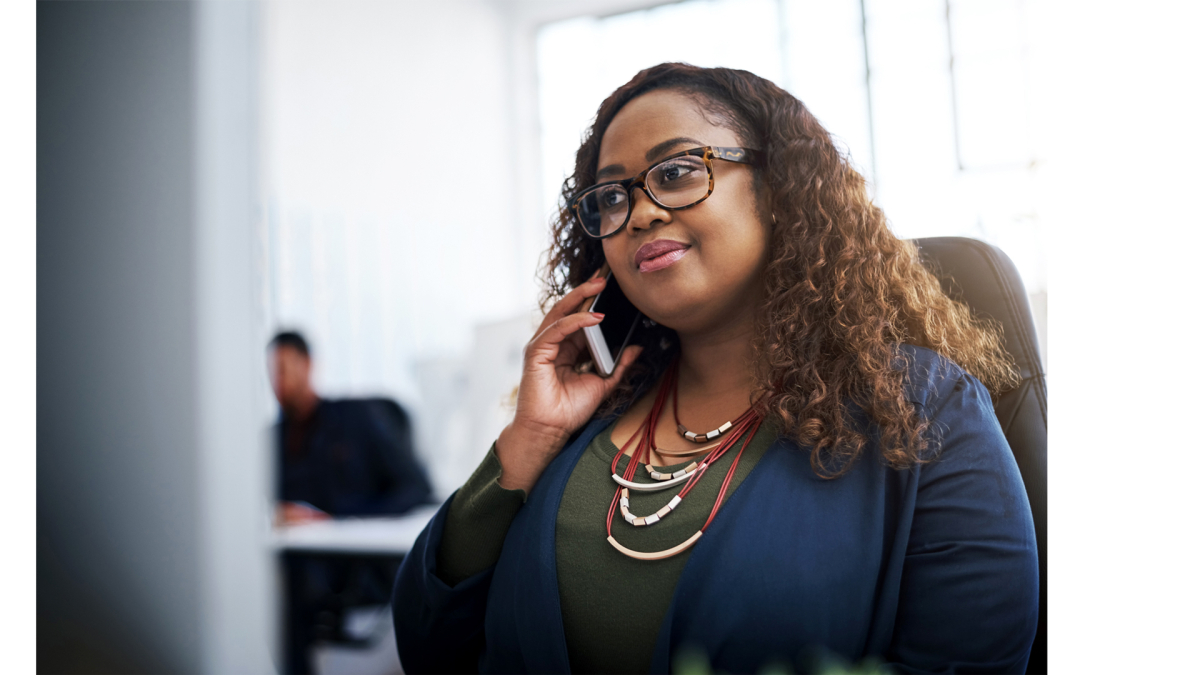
{"left": 262, "top": 0, "right": 1051, "bottom": 500}
{"left": 20, "top": 0, "right": 1198, "bottom": 672}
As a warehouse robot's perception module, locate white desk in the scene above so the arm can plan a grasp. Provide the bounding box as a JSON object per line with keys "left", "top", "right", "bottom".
{"left": 270, "top": 504, "right": 440, "bottom": 555}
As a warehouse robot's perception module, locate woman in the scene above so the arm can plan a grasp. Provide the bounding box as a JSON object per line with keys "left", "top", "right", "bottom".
{"left": 393, "top": 63, "right": 1038, "bottom": 674}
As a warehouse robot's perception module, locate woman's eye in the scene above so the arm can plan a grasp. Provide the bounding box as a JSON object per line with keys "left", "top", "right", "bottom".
{"left": 598, "top": 189, "right": 626, "bottom": 209}
{"left": 654, "top": 159, "right": 703, "bottom": 184}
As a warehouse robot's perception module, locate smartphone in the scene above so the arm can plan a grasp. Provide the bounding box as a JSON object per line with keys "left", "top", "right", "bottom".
{"left": 582, "top": 273, "right": 642, "bottom": 377}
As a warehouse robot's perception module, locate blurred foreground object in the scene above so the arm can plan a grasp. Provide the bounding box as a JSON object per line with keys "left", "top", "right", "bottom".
{"left": 37, "top": 1, "right": 273, "bottom": 672}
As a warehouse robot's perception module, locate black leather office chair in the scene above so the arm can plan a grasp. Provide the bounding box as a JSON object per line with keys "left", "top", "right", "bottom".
{"left": 912, "top": 236, "right": 1048, "bottom": 674}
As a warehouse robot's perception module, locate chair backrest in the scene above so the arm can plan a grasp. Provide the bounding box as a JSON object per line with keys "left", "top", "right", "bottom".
{"left": 912, "top": 236, "right": 1047, "bottom": 674}
{"left": 364, "top": 396, "right": 412, "bottom": 437}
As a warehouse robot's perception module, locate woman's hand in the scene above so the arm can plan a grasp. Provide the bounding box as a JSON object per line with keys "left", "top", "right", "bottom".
{"left": 495, "top": 275, "right": 643, "bottom": 493}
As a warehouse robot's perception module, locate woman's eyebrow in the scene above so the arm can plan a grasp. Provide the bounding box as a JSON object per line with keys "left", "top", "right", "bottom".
{"left": 645, "top": 136, "right": 703, "bottom": 162}
{"left": 595, "top": 136, "right": 707, "bottom": 181}
{"left": 596, "top": 163, "right": 624, "bottom": 180}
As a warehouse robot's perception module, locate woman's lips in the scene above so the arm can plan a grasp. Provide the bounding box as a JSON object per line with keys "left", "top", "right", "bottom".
{"left": 639, "top": 248, "right": 689, "bottom": 273}
{"left": 634, "top": 240, "right": 691, "bottom": 273}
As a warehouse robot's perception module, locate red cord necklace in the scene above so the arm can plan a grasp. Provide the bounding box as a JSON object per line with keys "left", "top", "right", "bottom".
{"left": 605, "top": 359, "right": 763, "bottom": 561}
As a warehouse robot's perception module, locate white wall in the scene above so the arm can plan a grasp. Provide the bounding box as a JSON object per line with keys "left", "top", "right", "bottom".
{"left": 259, "top": 0, "right": 549, "bottom": 493}
{"left": 260, "top": 0, "right": 531, "bottom": 394}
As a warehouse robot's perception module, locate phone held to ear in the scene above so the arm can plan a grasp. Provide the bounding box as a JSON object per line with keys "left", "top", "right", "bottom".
{"left": 581, "top": 272, "right": 642, "bottom": 377}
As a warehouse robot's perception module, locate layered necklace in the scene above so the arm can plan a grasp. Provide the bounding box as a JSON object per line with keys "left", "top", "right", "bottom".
{"left": 605, "top": 359, "right": 763, "bottom": 561}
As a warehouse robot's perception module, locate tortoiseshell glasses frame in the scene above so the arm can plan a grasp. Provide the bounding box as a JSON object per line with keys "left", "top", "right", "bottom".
{"left": 570, "top": 146, "right": 761, "bottom": 240}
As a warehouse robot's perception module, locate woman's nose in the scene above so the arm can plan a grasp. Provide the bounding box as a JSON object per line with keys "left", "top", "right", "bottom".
{"left": 627, "top": 187, "right": 671, "bottom": 233}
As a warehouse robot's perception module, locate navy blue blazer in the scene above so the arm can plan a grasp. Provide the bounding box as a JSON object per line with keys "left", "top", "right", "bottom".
{"left": 392, "top": 347, "right": 1038, "bottom": 673}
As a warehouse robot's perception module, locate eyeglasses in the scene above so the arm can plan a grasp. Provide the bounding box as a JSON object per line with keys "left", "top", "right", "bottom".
{"left": 571, "top": 146, "right": 761, "bottom": 240}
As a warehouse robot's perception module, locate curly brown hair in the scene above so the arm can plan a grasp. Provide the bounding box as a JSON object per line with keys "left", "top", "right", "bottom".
{"left": 542, "top": 63, "right": 1018, "bottom": 477}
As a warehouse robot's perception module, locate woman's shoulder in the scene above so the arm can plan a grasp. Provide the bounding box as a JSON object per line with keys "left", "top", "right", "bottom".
{"left": 896, "top": 344, "right": 978, "bottom": 412}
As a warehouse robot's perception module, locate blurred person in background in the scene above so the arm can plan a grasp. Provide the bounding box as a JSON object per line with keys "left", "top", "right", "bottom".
{"left": 269, "top": 330, "right": 432, "bottom": 674}
{"left": 269, "top": 330, "right": 432, "bottom": 522}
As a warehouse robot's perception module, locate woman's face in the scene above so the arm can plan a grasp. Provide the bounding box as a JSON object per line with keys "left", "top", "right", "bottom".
{"left": 598, "top": 89, "right": 770, "bottom": 335}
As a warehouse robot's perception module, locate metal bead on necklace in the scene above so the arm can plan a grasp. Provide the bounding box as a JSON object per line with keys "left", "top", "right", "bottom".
{"left": 674, "top": 381, "right": 735, "bottom": 444}
{"left": 676, "top": 421, "right": 734, "bottom": 443}
{"left": 610, "top": 461, "right": 699, "bottom": 492}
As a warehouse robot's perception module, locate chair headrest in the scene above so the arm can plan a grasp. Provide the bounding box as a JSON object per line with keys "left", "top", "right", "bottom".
{"left": 912, "top": 236, "right": 1044, "bottom": 385}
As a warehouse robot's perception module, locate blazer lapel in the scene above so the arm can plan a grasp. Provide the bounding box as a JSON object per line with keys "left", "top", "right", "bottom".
{"left": 649, "top": 438, "right": 790, "bottom": 673}
{"left": 485, "top": 417, "right": 610, "bottom": 673}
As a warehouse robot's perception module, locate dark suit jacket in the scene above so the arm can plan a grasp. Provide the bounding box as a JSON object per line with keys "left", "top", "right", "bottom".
{"left": 392, "top": 347, "right": 1038, "bottom": 673}
{"left": 277, "top": 398, "right": 433, "bottom": 516}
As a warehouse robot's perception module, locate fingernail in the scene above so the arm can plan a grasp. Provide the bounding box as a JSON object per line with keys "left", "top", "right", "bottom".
{"left": 591, "top": 312, "right": 605, "bottom": 319}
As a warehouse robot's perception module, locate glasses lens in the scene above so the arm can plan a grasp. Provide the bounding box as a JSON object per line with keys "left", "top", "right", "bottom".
{"left": 647, "top": 154, "right": 710, "bottom": 207}
{"left": 575, "top": 184, "right": 629, "bottom": 238}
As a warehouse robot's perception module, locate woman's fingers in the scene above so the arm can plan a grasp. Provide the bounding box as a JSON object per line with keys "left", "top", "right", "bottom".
{"left": 552, "top": 327, "right": 587, "bottom": 368}
{"left": 567, "top": 343, "right": 644, "bottom": 393}
{"left": 603, "top": 344, "right": 643, "bottom": 389}
{"left": 526, "top": 311, "right": 604, "bottom": 367}
{"left": 536, "top": 275, "right": 607, "bottom": 334}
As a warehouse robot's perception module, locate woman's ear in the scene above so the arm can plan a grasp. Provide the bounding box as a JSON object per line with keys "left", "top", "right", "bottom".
{"left": 757, "top": 190, "right": 777, "bottom": 232}
{"left": 753, "top": 178, "right": 776, "bottom": 231}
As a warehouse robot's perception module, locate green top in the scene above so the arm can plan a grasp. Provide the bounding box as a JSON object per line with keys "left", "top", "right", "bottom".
{"left": 437, "top": 419, "right": 776, "bottom": 674}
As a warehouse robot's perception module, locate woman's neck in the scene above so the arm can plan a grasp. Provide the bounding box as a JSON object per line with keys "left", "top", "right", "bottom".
{"left": 612, "top": 301, "right": 763, "bottom": 458}
{"left": 674, "top": 311, "right": 759, "bottom": 412}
